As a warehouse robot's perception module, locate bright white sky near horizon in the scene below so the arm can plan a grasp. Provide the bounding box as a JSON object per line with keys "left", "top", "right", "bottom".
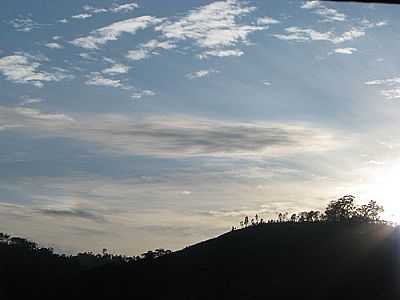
{"left": 1, "top": 0, "right": 400, "bottom": 255}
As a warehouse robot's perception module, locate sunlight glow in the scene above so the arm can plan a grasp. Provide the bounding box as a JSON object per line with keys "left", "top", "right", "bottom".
{"left": 357, "top": 159, "right": 400, "bottom": 222}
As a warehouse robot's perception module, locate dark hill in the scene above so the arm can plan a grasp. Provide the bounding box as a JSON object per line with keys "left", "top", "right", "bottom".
{"left": 2, "top": 223, "right": 400, "bottom": 299}
{"left": 83, "top": 223, "right": 400, "bottom": 299}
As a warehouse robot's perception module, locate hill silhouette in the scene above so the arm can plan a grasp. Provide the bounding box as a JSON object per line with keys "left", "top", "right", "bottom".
{"left": 1, "top": 196, "right": 400, "bottom": 299}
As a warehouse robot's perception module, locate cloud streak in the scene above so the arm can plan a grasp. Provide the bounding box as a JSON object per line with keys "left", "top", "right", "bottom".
{"left": 36, "top": 207, "right": 105, "bottom": 222}
{"left": 110, "top": 3, "right": 139, "bottom": 13}
{"left": 257, "top": 16, "right": 280, "bottom": 25}
{"left": 71, "top": 16, "right": 163, "bottom": 49}
{"left": 0, "top": 54, "right": 72, "bottom": 87}
{"left": 186, "top": 69, "right": 219, "bottom": 79}
{"left": 365, "top": 77, "right": 400, "bottom": 100}
{"left": 126, "top": 39, "right": 176, "bottom": 61}
{"left": 83, "top": 2, "right": 138, "bottom": 15}
{"left": 155, "top": 0, "right": 264, "bottom": 58}
{"left": 0, "top": 108, "right": 339, "bottom": 159}
{"left": 102, "top": 64, "right": 130, "bottom": 75}
{"left": 131, "top": 89, "right": 156, "bottom": 99}
{"left": 275, "top": 1, "right": 386, "bottom": 47}
{"left": 14, "top": 107, "right": 75, "bottom": 122}
{"left": 8, "top": 17, "right": 43, "bottom": 32}
{"left": 85, "top": 72, "right": 124, "bottom": 88}
{"left": 334, "top": 47, "right": 357, "bottom": 54}
{"left": 198, "top": 49, "right": 244, "bottom": 59}
{"left": 71, "top": 13, "right": 92, "bottom": 20}
{"left": 301, "top": 1, "right": 346, "bottom": 22}
{"left": 45, "top": 42, "right": 63, "bottom": 49}
{"left": 274, "top": 27, "right": 365, "bottom": 44}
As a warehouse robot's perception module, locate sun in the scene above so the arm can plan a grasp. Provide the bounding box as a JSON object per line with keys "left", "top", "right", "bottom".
{"left": 359, "top": 160, "right": 400, "bottom": 222}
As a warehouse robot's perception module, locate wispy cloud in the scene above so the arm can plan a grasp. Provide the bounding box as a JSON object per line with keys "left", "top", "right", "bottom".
{"left": 198, "top": 49, "right": 244, "bottom": 59}
{"left": 156, "top": 0, "right": 264, "bottom": 58}
{"left": 277, "top": 1, "right": 386, "bottom": 47}
{"left": 366, "top": 160, "right": 385, "bottom": 166}
{"left": 79, "top": 53, "right": 96, "bottom": 60}
{"left": 126, "top": 49, "right": 148, "bottom": 61}
{"left": 110, "top": 2, "right": 139, "bottom": 13}
{"left": 316, "top": 7, "right": 346, "bottom": 22}
{"left": 365, "top": 78, "right": 400, "bottom": 86}
{"left": 180, "top": 191, "right": 192, "bottom": 195}
{"left": 66, "top": 2, "right": 139, "bottom": 22}
{"left": 0, "top": 54, "right": 72, "bottom": 87}
{"left": 83, "top": 2, "right": 138, "bottom": 15}
{"left": 274, "top": 27, "right": 365, "bottom": 44}
{"left": 186, "top": 69, "right": 219, "bottom": 79}
{"left": 0, "top": 109, "right": 339, "bottom": 159}
{"left": 257, "top": 16, "right": 280, "bottom": 25}
{"left": 365, "top": 77, "right": 400, "bottom": 100}
{"left": 8, "top": 17, "right": 42, "bottom": 32}
{"left": 0, "top": 125, "right": 21, "bottom": 131}
{"left": 131, "top": 89, "right": 156, "bottom": 99}
{"left": 334, "top": 47, "right": 357, "bottom": 54}
{"left": 301, "top": 1, "right": 321, "bottom": 10}
{"left": 71, "top": 16, "right": 163, "bottom": 49}
{"left": 126, "top": 39, "right": 176, "bottom": 61}
{"left": 102, "top": 64, "right": 130, "bottom": 75}
{"left": 381, "top": 89, "right": 400, "bottom": 100}
{"left": 71, "top": 13, "right": 92, "bottom": 20}
{"left": 302, "top": 1, "right": 346, "bottom": 22}
{"left": 45, "top": 42, "right": 63, "bottom": 49}
{"left": 14, "top": 107, "right": 75, "bottom": 122}
{"left": 37, "top": 207, "right": 105, "bottom": 222}
{"left": 85, "top": 72, "right": 124, "bottom": 88}
{"left": 20, "top": 96, "right": 44, "bottom": 106}
{"left": 82, "top": 5, "right": 108, "bottom": 14}
{"left": 360, "top": 19, "right": 387, "bottom": 29}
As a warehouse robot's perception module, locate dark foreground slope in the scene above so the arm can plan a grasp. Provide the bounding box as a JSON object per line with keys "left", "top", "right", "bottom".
{"left": 2, "top": 223, "right": 400, "bottom": 299}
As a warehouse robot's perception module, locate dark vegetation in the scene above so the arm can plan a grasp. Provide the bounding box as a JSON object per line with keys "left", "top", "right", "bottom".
{"left": 1, "top": 195, "right": 400, "bottom": 299}
{"left": 235, "top": 195, "right": 386, "bottom": 229}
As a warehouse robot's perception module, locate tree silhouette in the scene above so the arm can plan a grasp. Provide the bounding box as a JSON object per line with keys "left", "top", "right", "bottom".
{"left": 325, "top": 195, "right": 356, "bottom": 223}
{"left": 306, "top": 211, "right": 321, "bottom": 222}
{"left": 356, "top": 200, "right": 384, "bottom": 223}
{"left": 290, "top": 213, "right": 297, "bottom": 223}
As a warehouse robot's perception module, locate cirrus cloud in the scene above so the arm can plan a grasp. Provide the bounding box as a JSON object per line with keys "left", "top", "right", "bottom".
{"left": 274, "top": 27, "right": 365, "bottom": 44}
{"left": 45, "top": 42, "right": 63, "bottom": 49}
{"left": 0, "top": 107, "right": 340, "bottom": 159}
{"left": 186, "top": 69, "right": 219, "bottom": 79}
{"left": 126, "top": 39, "right": 176, "bottom": 61}
{"left": 71, "top": 16, "right": 163, "bottom": 49}
{"left": 8, "top": 17, "right": 43, "bottom": 32}
{"left": 0, "top": 54, "right": 72, "bottom": 87}
{"left": 155, "top": 0, "right": 265, "bottom": 58}
{"left": 365, "top": 77, "right": 400, "bottom": 100}
{"left": 102, "top": 64, "right": 130, "bottom": 75}
{"left": 334, "top": 47, "right": 357, "bottom": 54}
{"left": 85, "top": 72, "right": 124, "bottom": 88}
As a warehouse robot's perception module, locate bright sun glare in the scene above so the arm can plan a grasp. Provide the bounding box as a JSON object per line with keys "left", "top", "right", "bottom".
{"left": 358, "top": 160, "right": 400, "bottom": 222}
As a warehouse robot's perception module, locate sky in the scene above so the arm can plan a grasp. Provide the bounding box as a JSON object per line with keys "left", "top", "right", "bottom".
{"left": 1, "top": 0, "right": 400, "bottom": 255}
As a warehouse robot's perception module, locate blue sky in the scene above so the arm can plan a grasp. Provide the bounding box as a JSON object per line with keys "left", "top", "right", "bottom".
{"left": 1, "top": 0, "right": 400, "bottom": 255}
